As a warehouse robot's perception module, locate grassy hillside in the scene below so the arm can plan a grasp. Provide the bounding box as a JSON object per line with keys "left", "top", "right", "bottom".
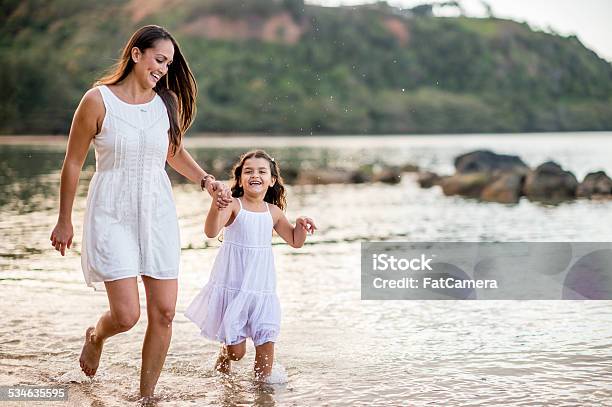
{"left": 2, "top": 0, "right": 611, "bottom": 134}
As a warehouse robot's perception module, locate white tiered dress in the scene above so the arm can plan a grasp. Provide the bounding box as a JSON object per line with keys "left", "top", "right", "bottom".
{"left": 81, "top": 85, "right": 180, "bottom": 290}
{"left": 185, "top": 198, "right": 281, "bottom": 346}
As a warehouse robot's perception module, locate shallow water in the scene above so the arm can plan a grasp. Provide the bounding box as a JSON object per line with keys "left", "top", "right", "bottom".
{"left": 1, "top": 133, "right": 612, "bottom": 406}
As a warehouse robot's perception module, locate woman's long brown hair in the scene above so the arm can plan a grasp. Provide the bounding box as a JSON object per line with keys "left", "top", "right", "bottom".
{"left": 95, "top": 25, "right": 196, "bottom": 155}
{"left": 230, "top": 150, "right": 287, "bottom": 211}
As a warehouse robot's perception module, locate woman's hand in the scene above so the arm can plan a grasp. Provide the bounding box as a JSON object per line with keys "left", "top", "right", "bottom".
{"left": 50, "top": 221, "right": 74, "bottom": 256}
{"left": 296, "top": 216, "right": 317, "bottom": 235}
{"left": 206, "top": 180, "right": 233, "bottom": 209}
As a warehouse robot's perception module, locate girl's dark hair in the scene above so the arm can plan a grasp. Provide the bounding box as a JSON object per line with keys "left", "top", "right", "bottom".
{"left": 95, "top": 25, "right": 197, "bottom": 155}
{"left": 230, "top": 150, "right": 287, "bottom": 211}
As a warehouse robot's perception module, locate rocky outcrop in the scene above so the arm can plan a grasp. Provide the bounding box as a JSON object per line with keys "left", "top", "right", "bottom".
{"left": 439, "top": 172, "right": 494, "bottom": 198}
{"left": 481, "top": 171, "right": 525, "bottom": 204}
{"left": 576, "top": 171, "right": 612, "bottom": 198}
{"left": 400, "top": 163, "right": 419, "bottom": 173}
{"left": 383, "top": 17, "right": 409, "bottom": 46}
{"left": 179, "top": 12, "right": 305, "bottom": 44}
{"left": 523, "top": 161, "right": 578, "bottom": 202}
{"left": 432, "top": 150, "right": 529, "bottom": 203}
{"left": 296, "top": 168, "right": 353, "bottom": 185}
{"left": 372, "top": 166, "right": 401, "bottom": 184}
{"left": 414, "top": 149, "right": 610, "bottom": 204}
{"left": 293, "top": 164, "right": 409, "bottom": 185}
{"left": 454, "top": 150, "right": 528, "bottom": 174}
{"left": 417, "top": 171, "right": 440, "bottom": 188}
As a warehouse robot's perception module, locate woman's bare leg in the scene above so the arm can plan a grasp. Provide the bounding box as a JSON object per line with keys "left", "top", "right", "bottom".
{"left": 254, "top": 342, "right": 275, "bottom": 381}
{"left": 215, "top": 341, "right": 246, "bottom": 374}
{"left": 79, "top": 277, "right": 140, "bottom": 377}
{"left": 140, "top": 276, "right": 177, "bottom": 398}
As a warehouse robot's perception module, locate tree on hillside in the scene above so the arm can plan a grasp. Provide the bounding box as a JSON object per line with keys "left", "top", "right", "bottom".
{"left": 480, "top": 1, "right": 494, "bottom": 18}
{"left": 411, "top": 4, "right": 433, "bottom": 17}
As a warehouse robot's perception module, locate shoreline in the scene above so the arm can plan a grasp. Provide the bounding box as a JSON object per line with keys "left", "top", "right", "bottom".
{"left": 0, "top": 131, "right": 611, "bottom": 148}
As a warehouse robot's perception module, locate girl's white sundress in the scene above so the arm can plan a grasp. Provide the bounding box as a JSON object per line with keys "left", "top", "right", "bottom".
{"left": 81, "top": 85, "right": 180, "bottom": 290}
{"left": 185, "top": 198, "right": 281, "bottom": 346}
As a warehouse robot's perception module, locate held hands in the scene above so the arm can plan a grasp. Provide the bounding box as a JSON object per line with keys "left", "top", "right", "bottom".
{"left": 50, "top": 221, "right": 74, "bottom": 256}
{"left": 296, "top": 216, "right": 317, "bottom": 235}
{"left": 206, "top": 180, "right": 232, "bottom": 209}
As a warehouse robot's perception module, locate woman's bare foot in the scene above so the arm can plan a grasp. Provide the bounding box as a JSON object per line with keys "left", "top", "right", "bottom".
{"left": 137, "top": 395, "right": 160, "bottom": 406}
{"left": 79, "top": 327, "right": 103, "bottom": 377}
{"left": 214, "top": 346, "right": 230, "bottom": 375}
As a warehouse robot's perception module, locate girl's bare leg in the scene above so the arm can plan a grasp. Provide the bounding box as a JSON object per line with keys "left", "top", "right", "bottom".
{"left": 140, "top": 276, "right": 177, "bottom": 398}
{"left": 79, "top": 277, "right": 140, "bottom": 377}
{"left": 215, "top": 346, "right": 230, "bottom": 375}
{"left": 215, "top": 341, "right": 246, "bottom": 374}
{"left": 254, "top": 342, "right": 275, "bottom": 381}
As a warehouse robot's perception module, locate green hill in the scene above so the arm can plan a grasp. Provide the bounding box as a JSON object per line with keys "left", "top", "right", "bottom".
{"left": 2, "top": 0, "right": 611, "bottom": 134}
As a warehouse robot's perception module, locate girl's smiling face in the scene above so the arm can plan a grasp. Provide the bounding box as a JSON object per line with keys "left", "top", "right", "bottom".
{"left": 240, "top": 157, "right": 275, "bottom": 196}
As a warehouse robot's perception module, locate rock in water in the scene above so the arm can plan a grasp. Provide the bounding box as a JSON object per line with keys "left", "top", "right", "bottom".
{"left": 576, "top": 171, "right": 612, "bottom": 198}
{"left": 296, "top": 168, "right": 352, "bottom": 184}
{"left": 454, "top": 150, "right": 528, "bottom": 174}
{"left": 439, "top": 172, "right": 493, "bottom": 198}
{"left": 373, "top": 166, "right": 401, "bottom": 184}
{"left": 417, "top": 171, "right": 441, "bottom": 188}
{"left": 523, "top": 161, "right": 578, "bottom": 203}
{"left": 481, "top": 171, "right": 525, "bottom": 204}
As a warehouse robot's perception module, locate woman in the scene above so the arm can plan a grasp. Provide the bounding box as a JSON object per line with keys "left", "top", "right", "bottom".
{"left": 49, "top": 25, "right": 232, "bottom": 399}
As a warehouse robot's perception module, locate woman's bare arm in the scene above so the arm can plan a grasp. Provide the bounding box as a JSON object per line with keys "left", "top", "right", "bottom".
{"left": 166, "top": 144, "right": 207, "bottom": 184}
{"left": 50, "top": 88, "right": 104, "bottom": 255}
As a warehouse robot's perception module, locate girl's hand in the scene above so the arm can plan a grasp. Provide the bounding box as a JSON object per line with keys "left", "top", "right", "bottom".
{"left": 50, "top": 221, "right": 74, "bottom": 256}
{"left": 207, "top": 181, "right": 232, "bottom": 209}
{"left": 296, "top": 217, "right": 317, "bottom": 235}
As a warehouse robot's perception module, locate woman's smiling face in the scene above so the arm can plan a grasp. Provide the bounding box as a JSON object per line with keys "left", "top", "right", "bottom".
{"left": 240, "top": 157, "right": 275, "bottom": 196}
{"left": 132, "top": 39, "right": 174, "bottom": 89}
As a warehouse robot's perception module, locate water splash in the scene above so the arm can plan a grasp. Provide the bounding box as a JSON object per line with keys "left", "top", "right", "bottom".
{"left": 262, "top": 363, "right": 288, "bottom": 384}
{"left": 56, "top": 368, "right": 93, "bottom": 384}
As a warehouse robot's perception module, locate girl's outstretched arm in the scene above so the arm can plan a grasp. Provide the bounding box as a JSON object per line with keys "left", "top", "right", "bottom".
{"left": 205, "top": 195, "right": 236, "bottom": 238}
{"left": 271, "top": 206, "right": 316, "bottom": 248}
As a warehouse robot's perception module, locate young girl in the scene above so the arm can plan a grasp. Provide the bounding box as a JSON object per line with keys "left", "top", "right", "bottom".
{"left": 185, "top": 150, "right": 316, "bottom": 380}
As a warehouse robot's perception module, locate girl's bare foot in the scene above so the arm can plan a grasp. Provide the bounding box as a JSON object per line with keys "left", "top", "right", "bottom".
{"left": 79, "top": 327, "right": 103, "bottom": 377}
{"left": 215, "top": 346, "right": 230, "bottom": 375}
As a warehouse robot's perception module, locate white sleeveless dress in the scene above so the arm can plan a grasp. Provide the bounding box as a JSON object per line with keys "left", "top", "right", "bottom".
{"left": 81, "top": 85, "right": 180, "bottom": 290}
{"left": 185, "top": 198, "right": 281, "bottom": 346}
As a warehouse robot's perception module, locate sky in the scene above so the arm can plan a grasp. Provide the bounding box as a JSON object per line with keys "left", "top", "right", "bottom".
{"left": 306, "top": 0, "right": 612, "bottom": 62}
